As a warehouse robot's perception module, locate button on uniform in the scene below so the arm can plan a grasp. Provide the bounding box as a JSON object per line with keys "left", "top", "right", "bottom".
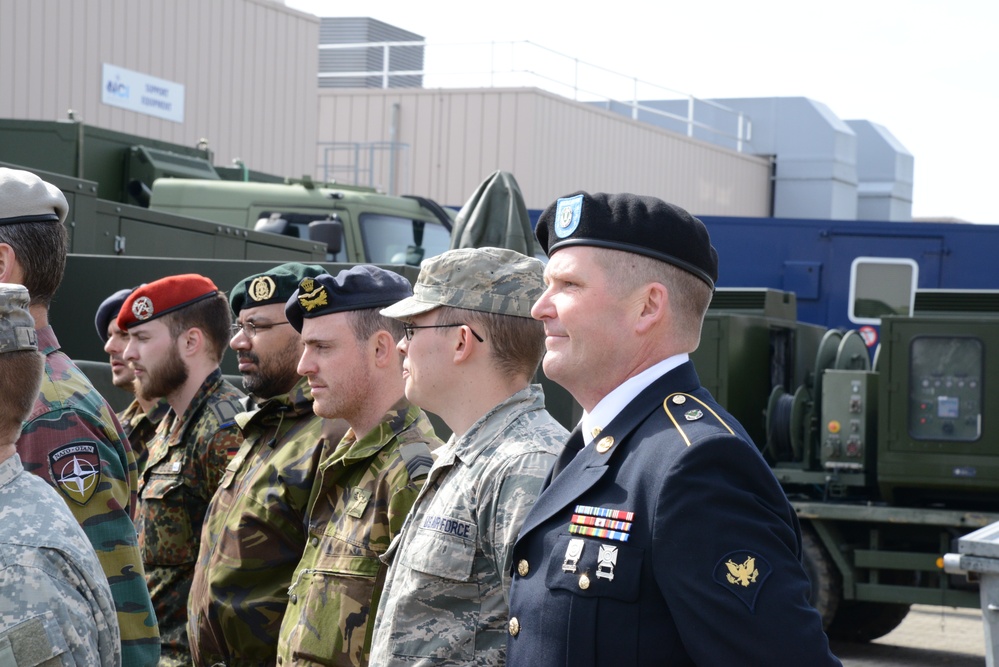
{"left": 310, "top": 536, "right": 319, "bottom": 547}
{"left": 578, "top": 574, "right": 591, "bottom": 590}
{"left": 517, "top": 559, "right": 530, "bottom": 577}
{"left": 509, "top": 617, "right": 520, "bottom": 636}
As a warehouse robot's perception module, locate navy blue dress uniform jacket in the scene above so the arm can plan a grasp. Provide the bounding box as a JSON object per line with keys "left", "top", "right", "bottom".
{"left": 506, "top": 361, "right": 841, "bottom": 666}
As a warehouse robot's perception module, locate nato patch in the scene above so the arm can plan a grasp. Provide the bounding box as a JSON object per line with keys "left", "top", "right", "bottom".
{"left": 48, "top": 441, "right": 102, "bottom": 506}
{"left": 713, "top": 550, "right": 772, "bottom": 611}
{"left": 554, "top": 194, "right": 583, "bottom": 238}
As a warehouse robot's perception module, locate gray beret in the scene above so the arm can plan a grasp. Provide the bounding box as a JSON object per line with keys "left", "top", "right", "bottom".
{"left": 0, "top": 283, "right": 37, "bottom": 353}
{"left": 0, "top": 168, "right": 69, "bottom": 226}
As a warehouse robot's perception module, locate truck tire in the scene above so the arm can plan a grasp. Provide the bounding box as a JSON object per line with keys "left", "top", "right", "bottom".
{"left": 825, "top": 600, "right": 911, "bottom": 643}
{"left": 801, "top": 523, "right": 841, "bottom": 629}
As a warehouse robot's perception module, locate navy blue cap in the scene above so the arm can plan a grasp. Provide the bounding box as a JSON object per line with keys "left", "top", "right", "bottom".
{"left": 536, "top": 191, "right": 719, "bottom": 289}
{"left": 285, "top": 265, "right": 413, "bottom": 332}
{"left": 94, "top": 287, "right": 137, "bottom": 342}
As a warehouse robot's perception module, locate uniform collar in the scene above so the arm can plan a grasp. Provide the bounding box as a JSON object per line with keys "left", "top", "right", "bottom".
{"left": 325, "top": 397, "right": 419, "bottom": 465}
{"left": 448, "top": 384, "right": 544, "bottom": 466}
{"left": 235, "top": 376, "right": 314, "bottom": 430}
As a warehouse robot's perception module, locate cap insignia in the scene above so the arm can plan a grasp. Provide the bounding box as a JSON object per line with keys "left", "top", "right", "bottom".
{"left": 298, "top": 282, "right": 328, "bottom": 312}
{"left": 554, "top": 194, "right": 583, "bottom": 238}
{"left": 248, "top": 276, "right": 276, "bottom": 302}
{"left": 132, "top": 296, "right": 154, "bottom": 321}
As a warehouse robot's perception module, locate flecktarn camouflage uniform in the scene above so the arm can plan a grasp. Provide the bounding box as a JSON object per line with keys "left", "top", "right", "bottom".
{"left": 119, "top": 397, "right": 171, "bottom": 475}
{"left": 17, "top": 325, "right": 160, "bottom": 666}
{"left": 188, "top": 377, "right": 334, "bottom": 666}
{"left": 277, "top": 400, "right": 442, "bottom": 667}
{"left": 0, "top": 454, "right": 121, "bottom": 666}
{"left": 369, "top": 385, "right": 567, "bottom": 667}
{"left": 138, "top": 368, "right": 244, "bottom": 666}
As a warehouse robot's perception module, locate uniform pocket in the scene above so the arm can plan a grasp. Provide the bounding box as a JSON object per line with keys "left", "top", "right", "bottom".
{"left": 138, "top": 470, "right": 194, "bottom": 565}
{"left": 398, "top": 514, "right": 477, "bottom": 581}
{"left": 545, "top": 534, "right": 643, "bottom": 602}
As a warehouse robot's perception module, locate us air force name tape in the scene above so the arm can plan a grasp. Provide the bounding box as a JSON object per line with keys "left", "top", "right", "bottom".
{"left": 117, "top": 274, "right": 220, "bottom": 330}
{"left": 380, "top": 247, "right": 544, "bottom": 320}
{"left": 535, "top": 191, "right": 719, "bottom": 289}
{"left": 285, "top": 265, "right": 413, "bottom": 333}
{"left": 0, "top": 283, "right": 37, "bottom": 353}
{"left": 230, "top": 262, "right": 327, "bottom": 315}
{"left": 0, "top": 167, "right": 69, "bottom": 226}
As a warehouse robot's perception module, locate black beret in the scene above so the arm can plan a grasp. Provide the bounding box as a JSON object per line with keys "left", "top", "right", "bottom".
{"left": 95, "top": 287, "right": 138, "bottom": 343}
{"left": 536, "top": 191, "right": 719, "bottom": 288}
{"left": 285, "top": 265, "right": 413, "bottom": 333}
{"left": 230, "top": 262, "right": 326, "bottom": 315}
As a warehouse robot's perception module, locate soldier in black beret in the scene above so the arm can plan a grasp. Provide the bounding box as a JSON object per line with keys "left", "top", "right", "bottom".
{"left": 506, "top": 192, "right": 841, "bottom": 666}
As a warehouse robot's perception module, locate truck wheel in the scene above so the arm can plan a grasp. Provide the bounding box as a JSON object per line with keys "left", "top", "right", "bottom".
{"left": 825, "top": 600, "right": 911, "bottom": 643}
{"left": 801, "top": 523, "right": 841, "bottom": 629}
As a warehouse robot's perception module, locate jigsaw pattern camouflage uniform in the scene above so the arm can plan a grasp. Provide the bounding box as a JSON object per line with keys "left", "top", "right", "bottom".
{"left": 189, "top": 377, "right": 340, "bottom": 666}
{"left": 0, "top": 454, "right": 122, "bottom": 666}
{"left": 138, "top": 368, "right": 244, "bottom": 666}
{"left": 277, "top": 400, "right": 442, "bottom": 667}
{"left": 119, "top": 397, "right": 171, "bottom": 475}
{"left": 17, "top": 325, "right": 160, "bottom": 666}
{"left": 369, "top": 385, "right": 567, "bottom": 667}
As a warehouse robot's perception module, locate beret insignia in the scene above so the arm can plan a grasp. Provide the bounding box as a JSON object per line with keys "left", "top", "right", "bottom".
{"left": 248, "top": 276, "right": 277, "bottom": 302}
{"left": 298, "top": 278, "right": 328, "bottom": 312}
{"left": 132, "top": 296, "right": 154, "bottom": 321}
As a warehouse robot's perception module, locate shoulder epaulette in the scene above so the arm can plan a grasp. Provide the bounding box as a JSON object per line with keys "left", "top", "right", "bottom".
{"left": 210, "top": 395, "right": 243, "bottom": 429}
{"left": 398, "top": 440, "right": 435, "bottom": 480}
{"left": 663, "top": 392, "right": 736, "bottom": 447}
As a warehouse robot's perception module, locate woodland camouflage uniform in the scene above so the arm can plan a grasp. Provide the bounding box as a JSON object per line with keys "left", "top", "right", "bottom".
{"left": 277, "top": 401, "right": 442, "bottom": 667}
{"left": 138, "top": 368, "right": 243, "bottom": 666}
{"left": 188, "top": 377, "right": 344, "bottom": 665}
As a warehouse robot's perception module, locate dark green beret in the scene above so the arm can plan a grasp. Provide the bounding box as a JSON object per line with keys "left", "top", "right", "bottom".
{"left": 230, "top": 262, "right": 326, "bottom": 315}
{"left": 536, "top": 191, "right": 719, "bottom": 289}
{"left": 285, "top": 265, "right": 413, "bottom": 333}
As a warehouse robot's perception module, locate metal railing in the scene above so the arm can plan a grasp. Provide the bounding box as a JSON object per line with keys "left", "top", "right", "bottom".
{"left": 317, "top": 40, "right": 752, "bottom": 152}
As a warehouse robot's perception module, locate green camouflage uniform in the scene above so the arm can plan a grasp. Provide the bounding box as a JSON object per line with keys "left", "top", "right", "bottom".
{"left": 369, "top": 386, "right": 567, "bottom": 666}
{"left": 138, "top": 368, "right": 244, "bottom": 666}
{"left": 119, "top": 397, "right": 171, "bottom": 475}
{"left": 0, "top": 454, "right": 122, "bottom": 666}
{"left": 277, "top": 400, "right": 442, "bottom": 667}
{"left": 188, "top": 377, "right": 340, "bottom": 666}
{"left": 17, "top": 325, "right": 160, "bottom": 666}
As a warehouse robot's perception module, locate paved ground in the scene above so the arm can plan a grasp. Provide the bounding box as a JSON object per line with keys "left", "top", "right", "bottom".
{"left": 832, "top": 605, "right": 987, "bottom": 666}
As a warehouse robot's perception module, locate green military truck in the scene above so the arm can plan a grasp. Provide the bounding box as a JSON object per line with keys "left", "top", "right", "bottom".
{"left": 693, "top": 284, "right": 999, "bottom": 642}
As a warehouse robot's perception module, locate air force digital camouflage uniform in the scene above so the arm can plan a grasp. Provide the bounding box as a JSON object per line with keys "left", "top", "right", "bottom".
{"left": 189, "top": 376, "right": 343, "bottom": 665}
{"left": 18, "top": 326, "right": 161, "bottom": 666}
{"left": 139, "top": 368, "right": 244, "bottom": 666}
{"left": 370, "top": 248, "right": 568, "bottom": 666}
{"left": 370, "top": 389, "right": 565, "bottom": 666}
{"left": 278, "top": 401, "right": 441, "bottom": 666}
{"left": 0, "top": 455, "right": 122, "bottom": 666}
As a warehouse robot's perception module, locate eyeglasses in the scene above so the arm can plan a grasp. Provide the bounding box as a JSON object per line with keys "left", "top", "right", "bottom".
{"left": 403, "top": 323, "right": 484, "bottom": 342}
{"left": 230, "top": 321, "right": 291, "bottom": 339}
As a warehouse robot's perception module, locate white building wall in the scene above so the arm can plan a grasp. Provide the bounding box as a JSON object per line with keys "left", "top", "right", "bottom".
{"left": 0, "top": 0, "right": 318, "bottom": 178}
{"left": 316, "top": 86, "right": 772, "bottom": 216}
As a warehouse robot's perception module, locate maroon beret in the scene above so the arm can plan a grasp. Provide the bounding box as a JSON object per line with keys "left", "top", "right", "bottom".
{"left": 118, "top": 274, "right": 219, "bottom": 329}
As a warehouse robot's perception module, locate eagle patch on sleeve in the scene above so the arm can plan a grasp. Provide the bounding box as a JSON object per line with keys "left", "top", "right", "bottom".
{"left": 713, "top": 550, "right": 772, "bottom": 611}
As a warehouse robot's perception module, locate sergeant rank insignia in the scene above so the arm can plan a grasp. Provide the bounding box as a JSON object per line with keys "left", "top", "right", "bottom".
{"left": 568, "top": 505, "right": 633, "bottom": 542}
{"left": 297, "top": 277, "right": 328, "bottom": 311}
{"left": 713, "top": 550, "right": 772, "bottom": 611}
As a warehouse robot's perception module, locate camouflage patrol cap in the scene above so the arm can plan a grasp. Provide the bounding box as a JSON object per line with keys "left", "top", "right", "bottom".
{"left": 0, "top": 167, "right": 69, "bottom": 226}
{"left": 380, "top": 247, "right": 544, "bottom": 320}
{"left": 0, "top": 283, "right": 37, "bottom": 353}
{"left": 230, "top": 262, "right": 327, "bottom": 315}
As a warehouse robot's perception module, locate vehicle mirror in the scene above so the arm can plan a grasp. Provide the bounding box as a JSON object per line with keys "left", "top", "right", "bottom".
{"left": 309, "top": 219, "right": 343, "bottom": 255}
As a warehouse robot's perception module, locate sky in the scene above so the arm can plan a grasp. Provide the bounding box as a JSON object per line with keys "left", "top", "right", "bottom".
{"left": 286, "top": 0, "right": 999, "bottom": 223}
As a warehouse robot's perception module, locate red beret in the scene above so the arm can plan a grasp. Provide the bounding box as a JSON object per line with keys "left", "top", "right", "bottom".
{"left": 118, "top": 274, "right": 219, "bottom": 330}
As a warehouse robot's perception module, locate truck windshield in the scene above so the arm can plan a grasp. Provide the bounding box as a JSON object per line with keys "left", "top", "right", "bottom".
{"left": 360, "top": 213, "right": 451, "bottom": 266}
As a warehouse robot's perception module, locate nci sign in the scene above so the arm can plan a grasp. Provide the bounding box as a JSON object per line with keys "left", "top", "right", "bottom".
{"left": 101, "top": 64, "right": 185, "bottom": 123}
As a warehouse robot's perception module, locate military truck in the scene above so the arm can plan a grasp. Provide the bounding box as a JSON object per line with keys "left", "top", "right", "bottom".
{"left": 693, "top": 281, "right": 999, "bottom": 642}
